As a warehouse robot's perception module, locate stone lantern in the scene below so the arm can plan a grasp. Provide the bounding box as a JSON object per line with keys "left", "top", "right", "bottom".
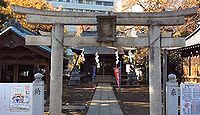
{"left": 69, "top": 48, "right": 83, "bottom": 85}
{"left": 69, "top": 66, "right": 80, "bottom": 85}
{"left": 96, "top": 15, "right": 117, "bottom": 42}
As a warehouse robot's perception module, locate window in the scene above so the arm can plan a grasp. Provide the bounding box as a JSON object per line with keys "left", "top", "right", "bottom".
{"left": 103, "top": 2, "right": 113, "bottom": 6}
{"left": 86, "top": 0, "right": 92, "bottom": 4}
{"left": 63, "top": 0, "right": 70, "bottom": 2}
{"left": 78, "top": 0, "right": 84, "bottom": 3}
{"left": 20, "top": 71, "right": 29, "bottom": 77}
{"left": 78, "top": 9, "right": 83, "bottom": 12}
{"left": 59, "top": 0, "right": 70, "bottom": 2}
{"left": 96, "top": 1, "right": 103, "bottom": 5}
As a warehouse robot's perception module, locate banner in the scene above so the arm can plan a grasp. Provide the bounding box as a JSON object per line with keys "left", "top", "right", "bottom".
{"left": 180, "top": 84, "right": 200, "bottom": 115}
{"left": 114, "top": 67, "right": 120, "bottom": 87}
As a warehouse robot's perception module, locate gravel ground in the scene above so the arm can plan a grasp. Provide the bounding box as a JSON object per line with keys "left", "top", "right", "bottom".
{"left": 113, "top": 85, "right": 150, "bottom": 115}
{"left": 45, "top": 82, "right": 150, "bottom": 115}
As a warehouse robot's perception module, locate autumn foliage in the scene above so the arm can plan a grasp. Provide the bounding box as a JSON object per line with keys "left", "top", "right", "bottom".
{"left": 120, "top": 0, "right": 200, "bottom": 37}
{"left": 0, "top": 0, "right": 52, "bottom": 31}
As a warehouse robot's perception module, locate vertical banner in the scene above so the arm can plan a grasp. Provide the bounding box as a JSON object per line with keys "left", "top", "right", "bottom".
{"left": 180, "top": 84, "right": 200, "bottom": 115}
{"left": 114, "top": 67, "right": 120, "bottom": 87}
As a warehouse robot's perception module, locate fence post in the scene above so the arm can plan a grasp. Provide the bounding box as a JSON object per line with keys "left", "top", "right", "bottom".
{"left": 32, "top": 73, "right": 44, "bottom": 115}
{"left": 166, "top": 74, "right": 178, "bottom": 115}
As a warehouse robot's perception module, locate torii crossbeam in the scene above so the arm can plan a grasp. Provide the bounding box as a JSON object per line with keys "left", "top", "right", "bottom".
{"left": 12, "top": 5, "right": 198, "bottom": 115}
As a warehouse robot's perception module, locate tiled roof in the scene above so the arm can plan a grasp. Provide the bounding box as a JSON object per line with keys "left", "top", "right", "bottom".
{"left": 76, "top": 31, "right": 125, "bottom": 55}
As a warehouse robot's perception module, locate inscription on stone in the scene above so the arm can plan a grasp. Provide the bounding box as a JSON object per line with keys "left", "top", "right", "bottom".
{"left": 34, "top": 88, "right": 41, "bottom": 95}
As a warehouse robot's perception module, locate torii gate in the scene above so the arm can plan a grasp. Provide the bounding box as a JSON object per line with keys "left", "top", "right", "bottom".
{"left": 12, "top": 6, "right": 198, "bottom": 115}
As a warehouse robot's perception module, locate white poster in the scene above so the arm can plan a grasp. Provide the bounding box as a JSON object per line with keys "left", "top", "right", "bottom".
{"left": 180, "top": 84, "right": 200, "bottom": 115}
{"left": 10, "top": 85, "right": 31, "bottom": 111}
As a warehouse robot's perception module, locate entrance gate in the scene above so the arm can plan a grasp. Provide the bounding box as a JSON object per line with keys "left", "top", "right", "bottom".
{"left": 12, "top": 5, "right": 198, "bottom": 115}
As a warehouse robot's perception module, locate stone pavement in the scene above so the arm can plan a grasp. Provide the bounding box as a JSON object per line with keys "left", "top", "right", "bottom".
{"left": 87, "top": 83, "right": 123, "bottom": 115}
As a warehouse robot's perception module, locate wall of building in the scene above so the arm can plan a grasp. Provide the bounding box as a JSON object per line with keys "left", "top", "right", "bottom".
{"left": 48, "top": 0, "right": 113, "bottom": 12}
{"left": 183, "top": 55, "right": 200, "bottom": 83}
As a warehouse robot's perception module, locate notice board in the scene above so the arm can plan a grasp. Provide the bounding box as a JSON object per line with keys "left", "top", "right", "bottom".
{"left": 180, "top": 84, "right": 200, "bottom": 115}
{"left": 0, "top": 83, "right": 32, "bottom": 115}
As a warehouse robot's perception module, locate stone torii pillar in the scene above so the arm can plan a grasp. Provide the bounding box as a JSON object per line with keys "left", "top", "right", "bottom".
{"left": 148, "top": 25, "right": 162, "bottom": 114}
{"left": 50, "top": 24, "right": 64, "bottom": 114}
{"left": 12, "top": 5, "right": 198, "bottom": 115}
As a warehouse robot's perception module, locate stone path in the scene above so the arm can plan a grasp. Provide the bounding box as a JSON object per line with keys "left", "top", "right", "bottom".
{"left": 87, "top": 83, "right": 123, "bottom": 115}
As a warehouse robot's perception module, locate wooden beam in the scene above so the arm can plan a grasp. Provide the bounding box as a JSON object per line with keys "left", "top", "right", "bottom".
{"left": 0, "top": 59, "right": 48, "bottom": 64}
{"left": 26, "top": 14, "right": 185, "bottom": 25}
{"left": 0, "top": 52, "right": 38, "bottom": 58}
{"left": 25, "top": 35, "right": 185, "bottom": 47}
{"left": 12, "top": 5, "right": 198, "bottom": 18}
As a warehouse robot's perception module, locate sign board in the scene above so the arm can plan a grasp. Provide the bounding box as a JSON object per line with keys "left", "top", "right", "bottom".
{"left": 10, "top": 85, "right": 31, "bottom": 111}
{"left": 180, "top": 84, "right": 200, "bottom": 115}
{"left": 0, "top": 83, "right": 33, "bottom": 115}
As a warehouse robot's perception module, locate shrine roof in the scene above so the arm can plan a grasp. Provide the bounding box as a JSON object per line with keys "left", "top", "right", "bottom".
{"left": 0, "top": 26, "right": 51, "bottom": 54}
{"left": 185, "top": 26, "right": 200, "bottom": 47}
{"left": 78, "top": 46, "right": 124, "bottom": 55}
{"left": 168, "top": 26, "right": 200, "bottom": 53}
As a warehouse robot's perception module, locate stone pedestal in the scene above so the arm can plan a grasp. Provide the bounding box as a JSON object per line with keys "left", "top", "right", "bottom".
{"left": 32, "top": 73, "right": 44, "bottom": 115}
{"left": 128, "top": 71, "right": 137, "bottom": 85}
{"left": 166, "top": 74, "right": 178, "bottom": 115}
{"left": 69, "top": 67, "right": 80, "bottom": 85}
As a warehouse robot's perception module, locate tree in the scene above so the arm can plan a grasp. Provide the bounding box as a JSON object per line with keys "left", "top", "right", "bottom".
{"left": 0, "top": 0, "right": 52, "bottom": 31}
{"left": 115, "top": 0, "right": 199, "bottom": 82}
{"left": 168, "top": 51, "right": 183, "bottom": 80}
{"left": 0, "top": 0, "right": 7, "bottom": 29}
{"left": 120, "top": 0, "right": 200, "bottom": 37}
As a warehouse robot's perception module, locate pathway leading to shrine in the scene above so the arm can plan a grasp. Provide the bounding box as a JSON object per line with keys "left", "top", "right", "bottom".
{"left": 87, "top": 83, "right": 123, "bottom": 115}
